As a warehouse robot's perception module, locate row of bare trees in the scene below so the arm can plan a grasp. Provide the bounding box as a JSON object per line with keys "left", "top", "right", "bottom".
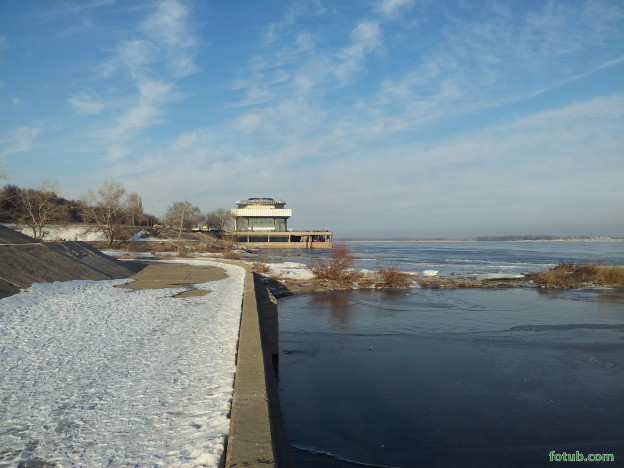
{"left": 0, "top": 180, "right": 233, "bottom": 245}
{"left": 1, "top": 182, "right": 79, "bottom": 238}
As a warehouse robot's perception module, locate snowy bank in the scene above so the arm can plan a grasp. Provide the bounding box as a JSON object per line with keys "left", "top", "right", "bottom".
{"left": 0, "top": 259, "right": 245, "bottom": 467}
{"left": 10, "top": 224, "right": 108, "bottom": 242}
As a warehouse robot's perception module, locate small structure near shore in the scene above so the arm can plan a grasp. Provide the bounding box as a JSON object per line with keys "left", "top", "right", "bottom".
{"left": 228, "top": 197, "right": 332, "bottom": 249}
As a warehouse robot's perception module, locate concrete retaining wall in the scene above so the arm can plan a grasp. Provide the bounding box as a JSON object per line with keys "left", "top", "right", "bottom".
{"left": 225, "top": 266, "right": 292, "bottom": 467}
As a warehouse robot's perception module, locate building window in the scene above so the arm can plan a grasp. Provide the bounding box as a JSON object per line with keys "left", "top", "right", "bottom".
{"left": 248, "top": 217, "right": 275, "bottom": 230}
{"left": 236, "top": 218, "right": 249, "bottom": 231}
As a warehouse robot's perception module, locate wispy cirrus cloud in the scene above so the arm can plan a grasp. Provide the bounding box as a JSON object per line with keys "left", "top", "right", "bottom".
{"left": 141, "top": 0, "right": 198, "bottom": 77}
{"left": 97, "top": 39, "right": 158, "bottom": 79}
{"left": 0, "top": 127, "right": 41, "bottom": 159}
{"left": 70, "top": 0, "right": 198, "bottom": 162}
{"left": 108, "top": 79, "right": 180, "bottom": 139}
{"left": 234, "top": 3, "right": 385, "bottom": 108}
{"left": 376, "top": 0, "right": 414, "bottom": 17}
{"left": 68, "top": 92, "right": 107, "bottom": 115}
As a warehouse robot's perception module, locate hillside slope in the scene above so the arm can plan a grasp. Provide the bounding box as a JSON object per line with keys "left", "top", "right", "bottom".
{"left": 0, "top": 225, "right": 141, "bottom": 299}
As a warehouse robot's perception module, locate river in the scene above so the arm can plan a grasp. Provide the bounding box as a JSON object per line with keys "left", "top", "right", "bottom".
{"left": 274, "top": 241, "right": 624, "bottom": 467}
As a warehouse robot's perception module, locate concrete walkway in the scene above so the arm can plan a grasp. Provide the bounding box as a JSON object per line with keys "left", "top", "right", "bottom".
{"left": 119, "top": 260, "right": 293, "bottom": 466}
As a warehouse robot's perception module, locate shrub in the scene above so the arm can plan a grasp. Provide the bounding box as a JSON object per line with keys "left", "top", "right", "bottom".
{"left": 376, "top": 267, "right": 413, "bottom": 288}
{"left": 310, "top": 244, "right": 356, "bottom": 282}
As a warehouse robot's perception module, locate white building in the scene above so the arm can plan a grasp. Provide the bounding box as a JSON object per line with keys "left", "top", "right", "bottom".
{"left": 230, "top": 198, "right": 291, "bottom": 232}
{"left": 229, "top": 197, "right": 332, "bottom": 249}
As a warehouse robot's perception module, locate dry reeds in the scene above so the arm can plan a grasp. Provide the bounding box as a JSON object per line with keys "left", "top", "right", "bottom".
{"left": 527, "top": 263, "right": 624, "bottom": 288}
{"left": 375, "top": 267, "right": 413, "bottom": 288}
{"left": 417, "top": 277, "right": 484, "bottom": 288}
{"left": 252, "top": 262, "right": 271, "bottom": 275}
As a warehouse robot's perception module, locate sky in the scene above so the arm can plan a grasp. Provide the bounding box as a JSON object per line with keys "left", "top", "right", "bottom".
{"left": 1, "top": 0, "right": 623, "bottom": 238}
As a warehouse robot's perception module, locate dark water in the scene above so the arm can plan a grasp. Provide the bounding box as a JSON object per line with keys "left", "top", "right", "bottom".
{"left": 276, "top": 242, "right": 624, "bottom": 467}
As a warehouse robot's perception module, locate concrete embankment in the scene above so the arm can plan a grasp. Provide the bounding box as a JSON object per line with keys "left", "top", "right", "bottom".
{"left": 1, "top": 224, "right": 292, "bottom": 465}
{"left": 0, "top": 225, "right": 140, "bottom": 298}
{"left": 226, "top": 265, "right": 293, "bottom": 467}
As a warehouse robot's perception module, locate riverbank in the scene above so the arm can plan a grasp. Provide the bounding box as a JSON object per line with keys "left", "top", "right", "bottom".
{"left": 256, "top": 262, "right": 624, "bottom": 299}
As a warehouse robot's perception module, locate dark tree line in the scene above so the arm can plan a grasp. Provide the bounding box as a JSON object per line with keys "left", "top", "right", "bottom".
{"left": 0, "top": 183, "right": 83, "bottom": 224}
{"left": 0, "top": 182, "right": 155, "bottom": 243}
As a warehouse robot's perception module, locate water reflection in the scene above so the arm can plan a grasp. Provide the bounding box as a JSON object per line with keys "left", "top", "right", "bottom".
{"left": 307, "top": 289, "right": 415, "bottom": 330}
{"left": 309, "top": 292, "right": 353, "bottom": 330}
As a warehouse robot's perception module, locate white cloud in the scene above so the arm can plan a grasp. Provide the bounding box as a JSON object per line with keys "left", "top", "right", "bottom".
{"left": 333, "top": 21, "right": 382, "bottom": 81}
{"left": 108, "top": 144, "right": 131, "bottom": 162}
{"left": 0, "top": 127, "right": 41, "bottom": 159}
{"left": 142, "top": 0, "right": 198, "bottom": 77}
{"left": 72, "top": 0, "right": 199, "bottom": 162}
{"left": 68, "top": 92, "right": 106, "bottom": 114}
{"left": 376, "top": 0, "right": 414, "bottom": 17}
{"left": 108, "top": 79, "right": 179, "bottom": 140}
{"left": 98, "top": 39, "right": 158, "bottom": 79}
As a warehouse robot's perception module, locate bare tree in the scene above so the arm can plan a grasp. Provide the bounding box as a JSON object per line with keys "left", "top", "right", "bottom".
{"left": 205, "top": 208, "right": 234, "bottom": 231}
{"left": 165, "top": 201, "right": 201, "bottom": 240}
{"left": 16, "top": 181, "right": 62, "bottom": 240}
{"left": 82, "top": 181, "right": 128, "bottom": 246}
{"left": 126, "top": 192, "right": 143, "bottom": 226}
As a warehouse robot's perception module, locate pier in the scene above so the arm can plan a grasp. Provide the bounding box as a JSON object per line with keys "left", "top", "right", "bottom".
{"left": 227, "top": 230, "right": 332, "bottom": 249}
{"left": 225, "top": 264, "right": 292, "bottom": 467}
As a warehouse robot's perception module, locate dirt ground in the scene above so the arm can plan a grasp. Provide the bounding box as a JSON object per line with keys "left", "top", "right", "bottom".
{"left": 116, "top": 262, "right": 227, "bottom": 297}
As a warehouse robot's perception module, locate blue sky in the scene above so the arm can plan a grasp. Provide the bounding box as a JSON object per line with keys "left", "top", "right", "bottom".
{"left": 1, "top": 0, "right": 623, "bottom": 238}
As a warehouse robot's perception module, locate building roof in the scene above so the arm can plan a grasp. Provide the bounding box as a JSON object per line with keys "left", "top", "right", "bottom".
{"left": 236, "top": 198, "right": 286, "bottom": 206}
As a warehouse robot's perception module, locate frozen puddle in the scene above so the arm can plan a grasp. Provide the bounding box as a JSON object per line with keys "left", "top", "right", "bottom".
{"left": 0, "top": 260, "right": 245, "bottom": 467}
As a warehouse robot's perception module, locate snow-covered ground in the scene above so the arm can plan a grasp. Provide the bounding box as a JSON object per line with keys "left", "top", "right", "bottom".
{"left": 9, "top": 224, "right": 108, "bottom": 242}
{"left": 263, "top": 261, "right": 316, "bottom": 280}
{"left": 0, "top": 259, "right": 245, "bottom": 467}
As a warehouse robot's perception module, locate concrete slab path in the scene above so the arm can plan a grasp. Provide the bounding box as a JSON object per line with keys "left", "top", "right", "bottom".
{"left": 116, "top": 262, "right": 227, "bottom": 297}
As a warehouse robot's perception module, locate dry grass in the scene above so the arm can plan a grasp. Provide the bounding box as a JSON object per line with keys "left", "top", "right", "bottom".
{"left": 527, "top": 263, "right": 624, "bottom": 288}
{"left": 417, "top": 277, "right": 485, "bottom": 288}
{"left": 375, "top": 267, "right": 414, "bottom": 288}
{"left": 252, "top": 262, "right": 271, "bottom": 275}
{"left": 222, "top": 249, "right": 241, "bottom": 260}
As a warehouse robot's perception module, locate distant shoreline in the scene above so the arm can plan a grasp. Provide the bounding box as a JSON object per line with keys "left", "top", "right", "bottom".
{"left": 339, "top": 237, "right": 623, "bottom": 242}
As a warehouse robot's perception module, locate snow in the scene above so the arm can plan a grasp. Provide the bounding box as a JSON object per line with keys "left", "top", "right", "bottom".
{"left": 0, "top": 259, "right": 245, "bottom": 467}
{"left": 11, "top": 224, "right": 109, "bottom": 242}
{"left": 423, "top": 270, "right": 439, "bottom": 277}
{"left": 264, "top": 261, "right": 315, "bottom": 280}
{"left": 130, "top": 230, "right": 146, "bottom": 241}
